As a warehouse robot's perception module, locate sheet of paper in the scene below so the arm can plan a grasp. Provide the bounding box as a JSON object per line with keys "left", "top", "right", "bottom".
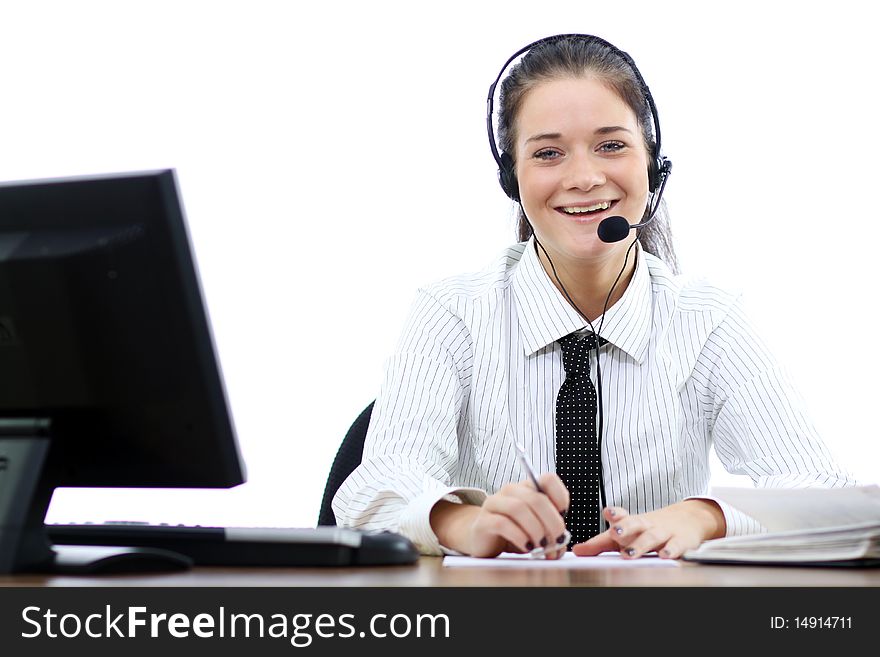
{"left": 711, "top": 485, "right": 880, "bottom": 532}
{"left": 443, "top": 551, "right": 679, "bottom": 568}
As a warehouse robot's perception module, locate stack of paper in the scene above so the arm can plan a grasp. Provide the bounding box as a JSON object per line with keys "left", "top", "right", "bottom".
{"left": 683, "top": 485, "right": 880, "bottom": 566}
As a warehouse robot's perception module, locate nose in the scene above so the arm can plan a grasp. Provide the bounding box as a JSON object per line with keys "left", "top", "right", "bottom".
{"left": 562, "top": 150, "right": 606, "bottom": 191}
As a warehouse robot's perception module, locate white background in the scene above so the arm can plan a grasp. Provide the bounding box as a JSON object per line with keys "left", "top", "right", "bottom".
{"left": 2, "top": 0, "right": 876, "bottom": 528}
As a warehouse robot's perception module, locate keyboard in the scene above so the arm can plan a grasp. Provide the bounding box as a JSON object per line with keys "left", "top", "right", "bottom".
{"left": 46, "top": 523, "right": 419, "bottom": 567}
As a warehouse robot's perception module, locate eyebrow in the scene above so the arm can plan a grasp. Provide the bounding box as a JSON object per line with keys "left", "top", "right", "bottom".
{"left": 524, "top": 126, "right": 633, "bottom": 144}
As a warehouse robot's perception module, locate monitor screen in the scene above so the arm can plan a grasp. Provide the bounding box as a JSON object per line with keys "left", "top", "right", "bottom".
{"left": 0, "top": 169, "right": 246, "bottom": 572}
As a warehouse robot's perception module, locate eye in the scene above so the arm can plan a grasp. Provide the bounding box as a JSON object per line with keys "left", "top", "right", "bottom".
{"left": 598, "top": 141, "right": 626, "bottom": 153}
{"left": 533, "top": 148, "right": 562, "bottom": 161}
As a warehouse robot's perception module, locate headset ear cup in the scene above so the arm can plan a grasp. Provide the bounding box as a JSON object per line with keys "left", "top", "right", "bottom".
{"left": 647, "top": 157, "right": 659, "bottom": 194}
{"left": 648, "top": 154, "right": 672, "bottom": 194}
{"left": 498, "top": 152, "right": 520, "bottom": 201}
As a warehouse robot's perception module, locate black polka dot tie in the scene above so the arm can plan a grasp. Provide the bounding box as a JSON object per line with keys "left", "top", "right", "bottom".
{"left": 556, "top": 332, "right": 607, "bottom": 546}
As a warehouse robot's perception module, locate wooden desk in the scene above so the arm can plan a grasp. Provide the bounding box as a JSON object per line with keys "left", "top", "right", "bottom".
{"left": 2, "top": 556, "right": 879, "bottom": 587}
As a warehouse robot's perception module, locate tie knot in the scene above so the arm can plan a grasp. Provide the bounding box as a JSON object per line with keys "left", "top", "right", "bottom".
{"left": 558, "top": 332, "right": 607, "bottom": 376}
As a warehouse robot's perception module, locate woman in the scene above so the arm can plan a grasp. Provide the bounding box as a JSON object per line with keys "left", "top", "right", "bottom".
{"left": 333, "top": 34, "right": 855, "bottom": 559}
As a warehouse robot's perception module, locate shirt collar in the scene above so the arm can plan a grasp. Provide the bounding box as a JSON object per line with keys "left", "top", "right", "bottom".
{"left": 512, "top": 237, "right": 652, "bottom": 363}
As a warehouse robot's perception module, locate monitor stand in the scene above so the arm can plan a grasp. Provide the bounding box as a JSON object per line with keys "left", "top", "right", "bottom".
{"left": 0, "top": 419, "right": 191, "bottom": 574}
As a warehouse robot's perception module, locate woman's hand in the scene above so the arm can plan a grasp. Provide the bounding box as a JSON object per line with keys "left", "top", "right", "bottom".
{"left": 571, "top": 499, "right": 726, "bottom": 559}
{"left": 431, "top": 473, "right": 570, "bottom": 558}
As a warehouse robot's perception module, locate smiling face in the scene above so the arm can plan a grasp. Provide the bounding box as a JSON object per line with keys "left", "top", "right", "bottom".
{"left": 514, "top": 76, "right": 650, "bottom": 267}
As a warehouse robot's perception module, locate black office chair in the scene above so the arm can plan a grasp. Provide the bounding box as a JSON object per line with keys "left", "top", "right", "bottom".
{"left": 317, "top": 401, "right": 374, "bottom": 526}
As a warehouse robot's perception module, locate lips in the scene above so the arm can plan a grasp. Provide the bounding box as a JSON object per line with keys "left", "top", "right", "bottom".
{"left": 554, "top": 200, "right": 618, "bottom": 221}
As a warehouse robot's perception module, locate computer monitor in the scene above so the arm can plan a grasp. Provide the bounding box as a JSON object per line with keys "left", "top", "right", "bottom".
{"left": 0, "top": 169, "right": 246, "bottom": 573}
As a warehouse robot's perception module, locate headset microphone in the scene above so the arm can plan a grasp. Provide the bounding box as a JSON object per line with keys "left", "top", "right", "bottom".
{"left": 597, "top": 158, "right": 672, "bottom": 243}
{"left": 597, "top": 216, "right": 637, "bottom": 243}
{"left": 597, "top": 214, "right": 656, "bottom": 243}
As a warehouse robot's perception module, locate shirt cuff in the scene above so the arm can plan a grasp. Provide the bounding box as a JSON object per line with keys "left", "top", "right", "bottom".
{"left": 397, "top": 484, "right": 487, "bottom": 555}
{"left": 684, "top": 495, "right": 767, "bottom": 538}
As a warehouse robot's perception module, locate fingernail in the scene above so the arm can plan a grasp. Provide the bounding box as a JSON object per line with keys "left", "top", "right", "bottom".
{"left": 609, "top": 509, "right": 617, "bottom": 518}
{"left": 557, "top": 534, "right": 566, "bottom": 544}
{"left": 614, "top": 525, "right": 623, "bottom": 535}
{"left": 540, "top": 537, "right": 548, "bottom": 548}
{"left": 625, "top": 548, "right": 636, "bottom": 557}
{"left": 526, "top": 541, "right": 534, "bottom": 551}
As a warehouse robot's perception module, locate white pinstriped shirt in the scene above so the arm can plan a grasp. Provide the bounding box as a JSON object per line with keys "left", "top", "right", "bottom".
{"left": 333, "top": 238, "right": 856, "bottom": 555}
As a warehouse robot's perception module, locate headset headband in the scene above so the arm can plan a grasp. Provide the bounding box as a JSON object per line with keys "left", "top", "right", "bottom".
{"left": 486, "top": 34, "right": 665, "bottom": 171}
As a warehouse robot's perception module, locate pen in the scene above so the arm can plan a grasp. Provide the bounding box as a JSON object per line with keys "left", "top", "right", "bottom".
{"left": 514, "top": 443, "right": 570, "bottom": 558}
{"left": 515, "top": 442, "right": 545, "bottom": 494}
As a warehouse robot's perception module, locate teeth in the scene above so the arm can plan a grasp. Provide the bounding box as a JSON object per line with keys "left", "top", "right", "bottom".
{"left": 562, "top": 202, "right": 611, "bottom": 214}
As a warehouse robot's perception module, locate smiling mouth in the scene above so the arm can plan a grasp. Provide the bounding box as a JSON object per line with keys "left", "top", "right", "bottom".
{"left": 555, "top": 200, "right": 618, "bottom": 217}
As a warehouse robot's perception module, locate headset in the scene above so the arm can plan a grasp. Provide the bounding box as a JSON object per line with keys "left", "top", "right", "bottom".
{"left": 486, "top": 33, "right": 672, "bottom": 240}
{"left": 486, "top": 34, "right": 673, "bottom": 536}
